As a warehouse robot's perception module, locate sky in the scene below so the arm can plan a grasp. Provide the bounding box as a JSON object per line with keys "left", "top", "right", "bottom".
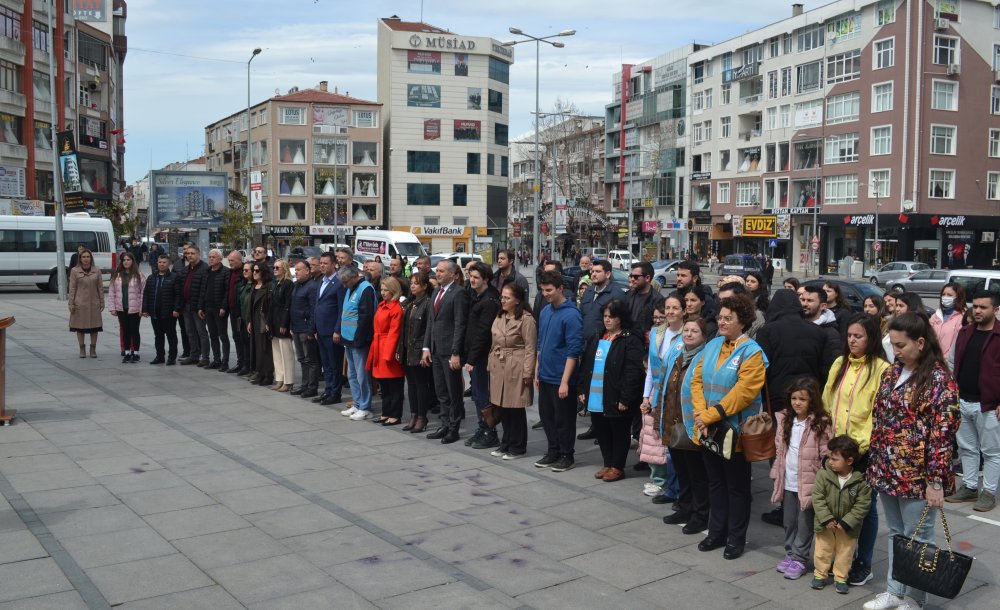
{"left": 122, "top": 0, "right": 800, "bottom": 184}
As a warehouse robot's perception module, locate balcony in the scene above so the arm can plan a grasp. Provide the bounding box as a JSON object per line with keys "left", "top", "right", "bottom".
{"left": 0, "top": 36, "right": 26, "bottom": 63}
{"left": 0, "top": 142, "right": 27, "bottom": 160}
{"left": 0, "top": 89, "right": 25, "bottom": 113}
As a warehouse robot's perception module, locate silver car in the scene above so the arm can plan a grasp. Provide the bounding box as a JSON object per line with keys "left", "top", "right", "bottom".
{"left": 869, "top": 261, "right": 930, "bottom": 287}
{"left": 651, "top": 260, "right": 681, "bottom": 289}
{"left": 886, "top": 269, "right": 949, "bottom": 296}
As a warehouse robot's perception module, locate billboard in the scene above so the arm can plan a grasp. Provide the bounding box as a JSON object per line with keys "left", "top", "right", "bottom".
{"left": 57, "top": 130, "right": 82, "bottom": 196}
{"left": 0, "top": 165, "right": 26, "bottom": 198}
{"left": 150, "top": 171, "right": 228, "bottom": 228}
{"left": 71, "top": 0, "right": 107, "bottom": 21}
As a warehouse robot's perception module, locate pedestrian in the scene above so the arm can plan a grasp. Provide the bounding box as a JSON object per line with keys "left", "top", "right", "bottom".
{"left": 764, "top": 258, "right": 775, "bottom": 291}
{"left": 782, "top": 277, "right": 800, "bottom": 291}
{"left": 930, "top": 282, "right": 966, "bottom": 369}
{"left": 69, "top": 243, "right": 85, "bottom": 270}
{"left": 179, "top": 245, "right": 210, "bottom": 366}
{"left": 247, "top": 261, "right": 274, "bottom": 387}
{"left": 770, "top": 377, "right": 833, "bottom": 581}
{"left": 464, "top": 262, "right": 502, "bottom": 449}
{"left": 338, "top": 265, "right": 377, "bottom": 421}
{"left": 387, "top": 256, "right": 409, "bottom": 300}
{"left": 142, "top": 254, "right": 181, "bottom": 365}
{"left": 368, "top": 277, "right": 406, "bottom": 425}
{"left": 225, "top": 251, "right": 247, "bottom": 373}
{"left": 863, "top": 312, "right": 959, "bottom": 610}
{"left": 200, "top": 249, "right": 231, "bottom": 370}
{"left": 811, "top": 435, "right": 872, "bottom": 594}
{"left": 579, "top": 259, "right": 626, "bottom": 342}
{"left": 533, "top": 269, "right": 584, "bottom": 472}
{"left": 492, "top": 248, "right": 529, "bottom": 297}
{"left": 422, "top": 260, "right": 470, "bottom": 442}
{"left": 801, "top": 285, "right": 842, "bottom": 367}
{"left": 532, "top": 260, "right": 574, "bottom": 322}
{"left": 108, "top": 252, "right": 145, "bottom": 363}
{"left": 314, "top": 252, "right": 346, "bottom": 405}
{"left": 172, "top": 243, "right": 192, "bottom": 360}
{"left": 487, "top": 282, "right": 537, "bottom": 460}
{"left": 863, "top": 295, "right": 886, "bottom": 331}
{"left": 676, "top": 260, "right": 716, "bottom": 317}
{"left": 268, "top": 259, "right": 294, "bottom": 392}
{"left": 641, "top": 297, "right": 685, "bottom": 501}
{"left": 290, "top": 261, "right": 320, "bottom": 398}
{"left": 823, "top": 281, "right": 851, "bottom": 337}
{"left": 68, "top": 249, "right": 104, "bottom": 358}
{"left": 947, "top": 290, "right": 1000, "bottom": 513}
{"left": 399, "top": 271, "right": 434, "bottom": 433}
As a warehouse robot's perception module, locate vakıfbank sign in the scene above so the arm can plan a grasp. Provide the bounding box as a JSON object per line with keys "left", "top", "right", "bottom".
{"left": 398, "top": 33, "right": 512, "bottom": 61}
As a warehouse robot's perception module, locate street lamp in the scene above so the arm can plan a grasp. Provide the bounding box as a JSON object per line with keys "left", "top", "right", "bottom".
{"left": 504, "top": 27, "right": 575, "bottom": 265}
{"left": 247, "top": 48, "right": 262, "bottom": 235}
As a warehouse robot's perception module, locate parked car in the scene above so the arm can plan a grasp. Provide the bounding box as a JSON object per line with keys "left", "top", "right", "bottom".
{"left": 562, "top": 266, "right": 630, "bottom": 291}
{"left": 869, "top": 261, "right": 930, "bottom": 287}
{"left": 719, "top": 254, "right": 763, "bottom": 279}
{"left": 581, "top": 247, "right": 609, "bottom": 261}
{"left": 886, "top": 269, "right": 949, "bottom": 295}
{"left": 287, "top": 246, "right": 324, "bottom": 266}
{"left": 945, "top": 269, "right": 1000, "bottom": 306}
{"left": 803, "top": 278, "right": 884, "bottom": 313}
{"left": 651, "top": 259, "right": 681, "bottom": 289}
{"left": 608, "top": 249, "right": 638, "bottom": 271}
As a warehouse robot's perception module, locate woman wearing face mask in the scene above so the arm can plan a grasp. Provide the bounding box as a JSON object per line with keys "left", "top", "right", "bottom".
{"left": 929, "top": 282, "right": 966, "bottom": 369}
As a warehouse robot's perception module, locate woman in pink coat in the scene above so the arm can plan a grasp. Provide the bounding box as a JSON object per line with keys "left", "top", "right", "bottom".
{"left": 367, "top": 277, "right": 405, "bottom": 425}
{"left": 107, "top": 252, "right": 146, "bottom": 363}
{"left": 929, "top": 282, "right": 966, "bottom": 368}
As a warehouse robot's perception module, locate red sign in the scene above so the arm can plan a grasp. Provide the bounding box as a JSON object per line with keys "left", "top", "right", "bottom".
{"left": 873, "top": 241, "right": 882, "bottom": 252}
{"left": 641, "top": 220, "right": 659, "bottom": 233}
{"left": 423, "top": 119, "right": 440, "bottom": 140}
{"left": 453, "top": 120, "right": 481, "bottom": 142}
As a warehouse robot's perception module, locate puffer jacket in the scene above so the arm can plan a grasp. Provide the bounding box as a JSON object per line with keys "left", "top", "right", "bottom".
{"left": 200, "top": 264, "right": 231, "bottom": 313}
{"left": 637, "top": 412, "right": 667, "bottom": 465}
{"left": 812, "top": 465, "right": 872, "bottom": 537}
{"left": 142, "top": 271, "right": 181, "bottom": 319}
{"left": 930, "top": 308, "right": 964, "bottom": 368}
{"left": 108, "top": 273, "right": 146, "bottom": 314}
{"left": 757, "top": 289, "right": 832, "bottom": 410}
{"left": 769, "top": 411, "right": 831, "bottom": 510}
{"left": 180, "top": 260, "right": 208, "bottom": 307}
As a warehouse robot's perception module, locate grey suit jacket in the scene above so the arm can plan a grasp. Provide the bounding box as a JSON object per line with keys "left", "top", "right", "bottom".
{"left": 423, "top": 283, "right": 470, "bottom": 357}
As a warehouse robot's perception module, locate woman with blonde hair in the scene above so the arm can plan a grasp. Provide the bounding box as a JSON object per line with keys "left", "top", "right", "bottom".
{"left": 108, "top": 252, "right": 146, "bottom": 363}
{"left": 68, "top": 248, "right": 104, "bottom": 358}
{"left": 269, "top": 258, "right": 295, "bottom": 391}
{"left": 368, "top": 276, "right": 406, "bottom": 425}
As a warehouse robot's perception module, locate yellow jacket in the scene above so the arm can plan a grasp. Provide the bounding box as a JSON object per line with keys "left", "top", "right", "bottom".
{"left": 822, "top": 354, "right": 890, "bottom": 454}
{"left": 691, "top": 336, "right": 767, "bottom": 450}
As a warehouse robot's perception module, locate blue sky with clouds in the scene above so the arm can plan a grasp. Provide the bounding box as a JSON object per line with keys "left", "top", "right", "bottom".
{"left": 122, "top": 0, "right": 798, "bottom": 183}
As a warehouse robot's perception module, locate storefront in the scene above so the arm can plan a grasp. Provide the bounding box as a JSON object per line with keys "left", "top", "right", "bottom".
{"left": 391, "top": 225, "right": 489, "bottom": 256}
{"left": 727, "top": 213, "right": 793, "bottom": 269}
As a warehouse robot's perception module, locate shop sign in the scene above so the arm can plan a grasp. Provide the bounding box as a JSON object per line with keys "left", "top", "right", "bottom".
{"left": 0, "top": 166, "right": 26, "bottom": 198}
{"left": 641, "top": 220, "right": 659, "bottom": 233}
{"left": 413, "top": 225, "right": 466, "bottom": 236}
{"left": 408, "top": 35, "right": 477, "bottom": 51}
{"left": 931, "top": 215, "right": 966, "bottom": 228}
{"left": 776, "top": 207, "right": 818, "bottom": 215}
{"left": 267, "top": 226, "right": 300, "bottom": 235}
{"left": 741, "top": 215, "right": 777, "bottom": 237}
{"left": 690, "top": 172, "right": 712, "bottom": 181}
{"left": 842, "top": 214, "right": 875, "bottom": 226}
{"left": 723, "top": 62, "right": 760, "bottom": 83}
{"left": 309, "top": 225, "right": 352, "bottom": 236}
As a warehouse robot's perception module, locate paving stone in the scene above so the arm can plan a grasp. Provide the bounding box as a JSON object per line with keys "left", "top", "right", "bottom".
{"left": 116, "top": 585, "right": 243, "bottom": 610}
{"left": 542, "top": 496, "right": 646, "bottom": 531}
{"left": 281, "top": 525, "right": 400, "bottom": 568}
{"left": 515, "top": 577, "right": 642, "bottom": 609}
{"left": 451, "top": 499, "right": 557, "bottom": 535}
{"left": 99, "top": 419, "right": 171, "bottom": 435}
{"left": 491, "top": 479, "right": 587, "bottom": 509}
{"left": 0, "top": 558, "right": 73, "bottom": 603}
{"left": 184, "top": 468, "right": 276, "bottom": 494}
{"left": 364, "top": 502, "right": 466, "bottom": 537}
{"left": 245, "top": 503, "right": 351, "bottom": 539}
{"left": 212, "top": 484, "right": 310, "bottom": 515}
{"left": 41, "top": 429, "right": 122, "bottom": 447}
{"left": 143, "top": 504, "right": 250, "bottom": 541}
{"left": 75, "top": 455, "right": 165, "bottom": 477}
{"left": 411, "top": 481, "right": 506, "bottom": 513}
{"left": 629, "top": 569, "right": 768, "bottom": 609}
{"left": 3, "top": 467, "right": 96, "bottom": 494}
{"left": 61, "top": 441, "right": 146, "bottom": 461}
{"left": 285, "top": 467, "right": 369, "bottom": 494}
{"left": 322, "top": 549, "right": 455, "bottom": 600}
{"left": 21, "top": 484, "right": 120, "bottom": 514}
{"left": 97, "top": 468, "right": 188, "bottom": 495}
{"left": 118, "top": 484, "right": 216, "bottom": 515}
{"left": 504, "top": 520, "right": 619, "bottom": 561}
{"left": 245, "top": 583, "right": 377, "bottom": 610}
{"left": 456, "top": 548, "right": 586, "bottom": 597}
{"left": 407, "top": 452, "right": 496, "bottom": 474}
{"left": 85, "top": 554, "right": 212, "bottom": 605}
{"left": 563, "top": 543, "right": 687, "bottom": 590}
{"left": 599, "top": 515, "right": 699, "bottom": 554}
{"left": 172, "top": 527, "right": 291, "bottom": 570}
{"left": 367, "top": 467, "right": 459, "bottom": 494}
{"left": 0, "top": 453, "right": 77, "bottom": 474}
{"left": 207, "top": 553, "right": 336, "bottom": 605}
{"left": 39, "top": 505, "right": 147, "bottom": 539}
{"left": 402, "top": 523, "right": 519, "bottom": 563}
{"left": 134, "top": 441, "right": 218, "bottom": 462}
{"left": 0, "top": 530, "right": 47, "bottom": 565}
{"left": 160, "top": 454, "right": 244, "bottom": 477}
{"left": 0, "top": 440, "right": 59, "bottom": 458}
{"left": 0, "top": 591, "right": 88, "bottom": 610}
{"left": 59, "top": 526, "right": 177, "bottom": 569}
{"left": 376, "top": 581, "right": 515, "bottom": 610}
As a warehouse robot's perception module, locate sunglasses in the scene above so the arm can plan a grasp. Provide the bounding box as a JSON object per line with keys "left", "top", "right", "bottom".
{"left": 629, "top": 274, "right": 645, "bottom": 279}
{"left": 252, "top": 270, "right": 261, "bottom": 274}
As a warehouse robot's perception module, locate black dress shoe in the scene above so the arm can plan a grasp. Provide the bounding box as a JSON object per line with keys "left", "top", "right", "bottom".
{"left": 312, "top": 393, "right": 330, "bottom": 403}
{"left": 149, "top": 357, "right": 165, "bottom": 365}
{"left": 217, "top": 363, "right": 230, "bottom": 372}
{"left": 683, "top": 517, "right": 709, "bottom": 535}
{"left": 131, "top": 354, "right": 140, "bottom": 363}
{"left": 290, "top": 388, "right": 305, "bottom": 396}
{"left": 651, "top": 494, "right": 677, "bottom": 505}
{"left": 577, "top": 426, "right": 595, "bottom": 440}
{"left": 179, "top": 352, "right": 190, "bottom": 360}
{"left": 426, "top": 426, "right": 448, "bottom": 440}
{"left": 441, "top": 427, "right": 460, "bottom": 444}
{"left": 761, "top": 507, "right": 784, "bottom": 527}
{"left": 698, "top": 537, "right": 726, "bottom": 552}
{"left": 166, "top": 359, "right": 176, "bottom": 366}
{"left": 207, "top": 361, "right": 221, "bottom": 369}
{"left": 300, "top": 390, "right": 318, "bottom": 399}
{"left": 723, "top": 544, "right": 745, "bottom": 560}
{"left": 122, "top": 355, "right": 130, "bottom": 363}
{"left": 227, "top": 366, "right": 241, "bottom": 374}
{"left": 320, "top": 396, "right": 338, "bottom": 406}
{"left": 197, "top": 359, "right": 210, "bottom": 367}
{"left": 463, "top": 387, "right": 472, "bottom": 397}
{"left": 662, "top": 511, "right": 691, "bottom": 524}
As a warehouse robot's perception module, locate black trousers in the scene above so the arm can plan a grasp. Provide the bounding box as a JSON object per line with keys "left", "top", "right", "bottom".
{"left": 150, "top": 316, "right": 178, "bottom": 359}
{"left": 118, "top": 312, "right": 141, "bottom": 353}
{"left": 702, "top": 449, "right": 753, "bottom": 546}
{"left": 537, "top": 381, "right": 577, "bottom": 459}
{"left": 405, "top": 364, "right": 434, "bottom": 417}
{"left": 499, "top": 407, "right": 528, "bottom": 455}
{"left": 292, "top": 332, "right": 320, "bottom": 392}
{"left": 668, "top": 446, "right": 710, "bottom": 521}
{"left": 230, "top": 314, "right": 247, "bottom": 369}
{"left": 183, "top": 305, "right": 209, "bottom": 360}
{"left": 252, "top": 331, "right": 274, "bottom": 381}
{"left": 378, "top": 376, "right": 405, "bottom": 419}
{"left": 205, "top": 310, "right": 230, "bottom": 364}
{"left": 432, "top": 355, "right": 465, "bottom": 428}
{"left": 591, "top": 412, "right": 633, "bottom": 469}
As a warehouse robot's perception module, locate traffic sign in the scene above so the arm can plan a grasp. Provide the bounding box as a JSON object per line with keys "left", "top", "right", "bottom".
{"left": 768, "top": 239, "right": 778, "bottom": 249}
{"left": 873, "top": 241, "right": 882, "bottom": 252}
{"left": 811, "top": 241, "right": 820, "bottom": 251}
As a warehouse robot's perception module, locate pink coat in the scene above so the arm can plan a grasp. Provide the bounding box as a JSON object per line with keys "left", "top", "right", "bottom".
{"left": 769, "top": 412, "right": 831, "bottom": 510}
{"left": 931, "top": 309, "right": 963, "bottom": 362}
{"left": 637, "top": 411, "right": 667, "bottom": 465}
{"left": 107, "top": 273, "right": 146, "bottom": 315}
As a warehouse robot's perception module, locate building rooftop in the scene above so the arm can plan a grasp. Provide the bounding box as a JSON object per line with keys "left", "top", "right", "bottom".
{"left": 272, "top": 88, "right": 380, "bottom": 107}
{"left": 379, "top": 16, "right": 452, "bottom": 34}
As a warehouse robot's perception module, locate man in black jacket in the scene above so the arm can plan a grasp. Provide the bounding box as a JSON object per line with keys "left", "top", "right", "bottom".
{"left": 464, "top": 262, "right": 501, "bottom": 450}
{"left": 801, "top": 285, "right": 841, "bottom": 371}
{"left": 179, "top": 245, "right": 210, "bottom": 366}
{"left": 626, "top": 261, "right": 665, "bottom": 341}
{"left": 199, "top": 249, "right": 231, "bottom": 370}
{"left": 492, "top": 249, "right": 529, "bottom": 297}
{"left": 142, "top": 254, "right": 182, "bottom": 365}
{"left": 172, "top": 242, "right": 192, "bottom": 358}
{"left": 225, "top": 251, "right": 247, "bottom": 373}
{"left": 290, "top": 261, "right": 320, "bottom": 398}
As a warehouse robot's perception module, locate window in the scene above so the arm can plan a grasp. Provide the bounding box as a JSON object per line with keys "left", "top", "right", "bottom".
{"left": 736, "top": 181, "right": 761, "bottom": 206}
{"left": 994, "top": 44, "right": 1000, "bottom": 71}
{"left": 692, "top": 122, "right": 703, "bottom": 143}
{"left": 826, "top": 91, "right": 860, "bottom": 124}
{"left": 722, "top": 52, "right": 733, "bottom": 73}
{"left": 780, "top": 104, "right": 790, "bottom": 128}
{"left": 795, "top": 100, "right": 823, "bottom": 127}
{"left": 827, "top": 13, "right": 861, "bottom": 43}
{"left": 874, "top": 38, "right": 894, "bottom": 69}
{"left": 77, "top": 32, "right": 106, "bottom": 71}
{"left": 32, "top": 20, "right": 48, "bottom": 52}
{"left": 494, "top": 123, "right": 508, "bottom": 146}
{"left": 871, "top": 126, "right": 892, "bottom": 155}
{"left": 721, "top": 84, "right": 731, "bottom": 105}
{"left": 931, "top": 80, "right": 957, "bottom": 110}
{"left": 487, "top": 154, "right": 495, "bottom": 175}
{"left": 488, "top": 89, "right": 503, "bottom": 113}
{"left": 933, "top": 36, "right": 958, "bottom": 65}
{"left": 467, "top": 153, "right": 480, "bottom": 174}
{"left": 827, "top": 50, "right": 861, "bottom": 84}
{"left": 869, "top": 169, "right": 891, "bottom": 198}
{"left": 704, "top": 88, "right": 713, "bottom": 109}
{"left": 693, "top": 62, "right": 705, "bottom": 84}
{"left": 718, "top": 182, "right": 731, "bottom": 203}
{"left": 989, "top": 129, "right": 1000, "bottom": 158}
{"left": 279, "top": 107, "right": 306, "bottom": 125}
{"left": 780, "top": 67, "right": 792, "bottom": 96}
{"left": 766, "top": 107, "right": 777, "bottom": 130}
{"left": 783, "top": 34, "right": 793, "bottom": 54}
{"left": 993, "top": 86, "right": 1000, "bottom": 115}
{"left": 996, "top": 5, "right": 1000, "bottom": 29}
{"left": 501, "top": 156, "right": 508, "bottom": 177}
{"left": 353, "top": 111, "right": 378, "bottom": 128}
{"left": 1, "top": 6, "right": 21, "bottom": 41}
{"left": 797, "top": 24, "right": 824, "bottom": 52}
{"left": 407, "top": 151, "right": 440, "bottom": 173}
{"left": 767, "top": 71, "right": 779, "bottom": 100}
{"left": 0, "top": 113, "right": 22, "bottom": 145}
{"left": 987, "top": 172, "right": 1000, "bottom": 200}
{"left": 703, "top": 120, "right": 712, "bottom": 140}
{"left": 352, "top": 142, "right": 377, "bottom": 165}
{"left": 488, "top": 57, "right": 509, "bottom": 84}
{"left": 930, "top": 125, "right": 956, "bottom": 155}
{"left": 796, "top": 61, "right": 822, "bottom": 93}
{"left": 693, "top": 91, "right": 705, "bottom": 111}
{"left": 878, "top": 0, "right": 896, "bottom": 25}
{"left": 824, "top": 174, "right": 859, "bottom": 204}
{"left": 453, "top": 184, "right": 467, "bottom": 206}
{"left": 769, "top": 37, "right": 780, "bottom": 58}
{"left": 741, "top": 45, "right": 762, "bottom": 66}
{"left": 825, "top": 133, "right": 859, "bottom": 164}
{"left": 721, "top": 116, "right": 732, "bottom": 138}
{"left": 928, "top": 169, "right": 955, "bottom": 198}
{"left": 407, "top": 184, "right": 440, "bottom": 205}
{"left": 0, "top": 59, "right": 18, "bottom": 93}
{"left": 872, "top": 82, "right": 893, "bottom": 112}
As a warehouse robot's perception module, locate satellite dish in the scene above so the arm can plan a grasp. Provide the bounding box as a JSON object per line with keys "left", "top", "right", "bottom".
{"left": 724, "top": 213, "right": 733, "bottom": 221}
{"left": 902, "top": 199, "right": 915, "bottom": 211}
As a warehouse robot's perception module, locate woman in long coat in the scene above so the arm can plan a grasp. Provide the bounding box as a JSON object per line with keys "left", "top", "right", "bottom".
{"left": 248, "top": 261, "right": 274, "bottom": 386}
{"left": 487, "top": 282, "right": 536, "bottom": 459}
{"left": 68, "top": 249, "right": 104, "bottom": 358}
{"left": 368, "top": 277, "right": 406, "bottom": 425}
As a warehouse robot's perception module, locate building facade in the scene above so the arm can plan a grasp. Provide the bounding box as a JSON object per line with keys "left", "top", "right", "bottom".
{"left": 0, "top": 0, "right": 126, "bottom": 212}
{"left": 689, "top": 0, "right": 1000, "bottom": 273}
{"left": 204, "top": 83, "right": 382, "bottom": 243}
{"left": 377, "top": 16, "right": 513, "bottom": 254}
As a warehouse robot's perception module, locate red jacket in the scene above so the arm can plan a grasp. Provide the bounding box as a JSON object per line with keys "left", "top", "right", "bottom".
{"left": 367, "top": 300, "right": 405, "bottom": 379}
{"left": 954, "top": 322, "right": 1000, "bottom": 412}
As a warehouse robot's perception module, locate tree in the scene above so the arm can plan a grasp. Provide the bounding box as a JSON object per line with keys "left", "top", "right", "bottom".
{"left": 94, "top": 197, "right": 138, "bottom": 240}
{"left": 289, "top": 227, "right": 307, "bottom": 248}
{"left": 218, "top": 189, "right": 253, "bottom": 251}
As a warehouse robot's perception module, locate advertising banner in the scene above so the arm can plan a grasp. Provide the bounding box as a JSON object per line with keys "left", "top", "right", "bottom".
{"left": 554, "top": 197, "right": 568, "bottom": 234}
{"left": 150, "top": 171, "right": 228, "bottom": 228}
{"left": 408, "top": 51, "right": 442, "bottom": 74}
{"left": 0, "top": 199, "right": 44, "bottom": 215}
{"left": 57, "top": 130, "right": 82, "bottom": 196}
{"left": 641, "top": 220, "right": 659, "bottom": 234}
{"left": 250, "top": 171, "right": 263, "bottom": 224}
{"left": 741, "top": 215, "right": 778, "bottom": 238}
{"left": 0, "top": 165, "right": 26, "bottom": 198}
{"left": 407, "top": 84, "right": 441, "bottom": 108}
{"left": 71, "top": 0, "right": 106, "bottom": 21}
{"left": 423, "top": 119, "right": 441, "bottom": 140}
{"left": 453, "top": 120, "right": 481, "bottom": 142}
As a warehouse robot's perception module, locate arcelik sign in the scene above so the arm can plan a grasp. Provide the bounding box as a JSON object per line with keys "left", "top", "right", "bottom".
{"left": 843, "top": 214, "right": 875, "bottom": 226}
{"left": 931, "top": 215, "right": 966, "bottom": 227}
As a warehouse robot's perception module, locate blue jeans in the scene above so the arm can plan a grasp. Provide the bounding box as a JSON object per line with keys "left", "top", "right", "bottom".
{"left": 469, "top": 359, "right": 493, "bottom": 431}
{"left": 316, "top": 334, "right": 344, "bottom": 397}
{"left": 344, "top": 344, "right": 371, "bottom": 411}
{"left": 853, "top": 491, "right": 879, "bottom": 569}
{"left": 956, "top": 399, "right": 1000, "bottom": 494}
{"left": 881, "top": 494, "right": 936, "bottom": 606}
{"left": 650, "top": 460, "right": 679, "bottom": 498}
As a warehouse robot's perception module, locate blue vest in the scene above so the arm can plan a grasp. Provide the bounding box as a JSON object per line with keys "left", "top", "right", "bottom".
{"left": 647, "top": 327, "right": 680, "bottom": 411}
{"left": 587, "top": 338, "right": 613, "bottom": 412}
{"left": 659, "top": 341, "right": 703, "bottom": 440}
{"left": 341, "top": 280, "right": 373, "bottom": 342}
{"left": 698, "top": 336, "right": 769, "bottom": 430}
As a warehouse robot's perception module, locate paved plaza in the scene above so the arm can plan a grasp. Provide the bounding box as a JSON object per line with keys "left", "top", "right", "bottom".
{"left": 0, "top": 288, "right": 994, "bottom": 609}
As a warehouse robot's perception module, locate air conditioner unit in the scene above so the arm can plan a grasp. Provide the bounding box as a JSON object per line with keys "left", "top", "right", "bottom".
{"left": 935, "top": 18, "right": 949, "bottom": 30}
{"left": 947, "top": 63, "right": 960, "bottom": 75}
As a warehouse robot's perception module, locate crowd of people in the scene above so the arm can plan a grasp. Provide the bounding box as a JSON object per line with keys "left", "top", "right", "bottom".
{"left": 68, "top": 245, "right": 999, "bottom": 609}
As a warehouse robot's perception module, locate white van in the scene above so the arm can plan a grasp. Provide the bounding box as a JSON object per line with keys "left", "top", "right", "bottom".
{"left": 945, "top": 269, "right": 1000, "bottom": 305}
{"left": 0, "top": 214, "right": 115, "bottom": 292}
{"left": 354, "top": 230, "right": 426, "bottom": 265}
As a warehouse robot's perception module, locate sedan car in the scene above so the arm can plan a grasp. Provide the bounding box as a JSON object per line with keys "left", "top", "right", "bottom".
{"left": 886, "top": 269, "right": 949, "bottom": 296}
{"left": 803, "top": 278, "right": 885, "bottom": 313}
{"left": 719, "top": 254, "right": 763, "bottom": 279}
{"left": 561, "top": 266, "right": 629, "bottom": 292}
{"left": 608, "top": 250, "right": 638, "bottom": 271}
{"left": 869, "top": 261, "right": 930, "bottom": 287}
{"left": 651, "top": 259, "right": 681, "bottom": 289}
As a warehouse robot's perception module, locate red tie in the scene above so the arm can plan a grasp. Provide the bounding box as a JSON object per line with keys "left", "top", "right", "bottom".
{"left": 434, "top": 286, "right": 446, "bottom": 314}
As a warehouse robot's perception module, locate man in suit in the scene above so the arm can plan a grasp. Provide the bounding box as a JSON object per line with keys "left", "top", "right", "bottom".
{"left": 291, "top": 260, "right": 320, "bottom": 398}
{"left": 313, "top": 252, "right": 345, "bottom": 405}
{"left": 422, "top": 259, "right": 470, "bottom": 444}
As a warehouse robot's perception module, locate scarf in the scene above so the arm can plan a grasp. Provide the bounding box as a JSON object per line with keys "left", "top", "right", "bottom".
{"left": 653, "top": 322, "right": 669, "bottom": 351}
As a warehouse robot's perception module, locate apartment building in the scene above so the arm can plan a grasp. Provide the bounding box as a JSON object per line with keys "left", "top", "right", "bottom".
{"left": 0, "top": 0, "right": 126, "bottom": 212}
{"left": 689, "top": 0, "right": 1000, "bottom": 272}
{"left": 204, "top": 83, "right": 382, "bottom": 243}
{"left": 377, "top": 16, "right": 513, "bottom": 254}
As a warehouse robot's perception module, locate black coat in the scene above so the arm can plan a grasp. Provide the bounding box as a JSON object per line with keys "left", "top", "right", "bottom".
{"left": 398, "top": 294, "right": 431, "bottom": 366}
{"left": 626, "top": 287, "right": 665, "bottom": 341}
{"left": 267, "top": 279, "right": 293, "bottom": 338}
{"left": 465, "top": 286, "right": 501, "bottom": 364}
{"left": 180, "top": 260, "right": 208, "bottom": 307}
{"left": 200, "top": 264, "right": 231, "bottom": 312}
{"left": 290, "top": 277, "right": 318, "bottom": 334}
{"left": 142, "top": 271, "right": 181, "bottom": 319}
{"left": 576, "top": 330, "right": 645, "bottom": 418}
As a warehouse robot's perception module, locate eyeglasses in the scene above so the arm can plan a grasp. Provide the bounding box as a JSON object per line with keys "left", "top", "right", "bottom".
{"left": 629, "top": 274, "right": 644, "bottom": 280}
{"left": 252, "top": 270, "right": 261, "bottom": 274}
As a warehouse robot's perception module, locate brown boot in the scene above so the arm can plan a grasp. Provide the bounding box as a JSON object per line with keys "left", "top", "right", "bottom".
{"left": 276, "top": 384, "right": 291, "bottom": 392}
{"left": 89, "top": 345, "right": 97, "bottom": 358}
{"left": 79, "top": 345, "right": 86, "bottom": 358}
{"left": 270, "top": 382, "right": 283, "bottom": 390}
{"left": 601, "top": 467, "right": 625, "bottom": 482}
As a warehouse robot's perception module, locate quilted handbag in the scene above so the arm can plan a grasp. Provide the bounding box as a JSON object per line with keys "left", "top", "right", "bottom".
{"left": 891, "top": 505, "right": 973, "bottom": 600}
{"left": 699, "top": 405, "right": 738, "bottom": 460}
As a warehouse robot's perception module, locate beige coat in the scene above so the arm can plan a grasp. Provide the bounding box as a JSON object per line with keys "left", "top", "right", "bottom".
{"left": 487, "top": 313, "right": 537, "bottom": 408}
{"left": 68, "top": 266, "right": 104, "bottom": 331}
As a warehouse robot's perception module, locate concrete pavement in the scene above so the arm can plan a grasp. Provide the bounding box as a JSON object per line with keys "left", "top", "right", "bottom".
{"left": 0, "top": 288, "right": 993, "bottom": 609}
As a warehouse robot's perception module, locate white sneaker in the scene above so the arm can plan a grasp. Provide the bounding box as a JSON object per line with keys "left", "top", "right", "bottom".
{"left": 863, "top": 593, "right": 905, "bottom": 610}
{"left": 340, "top": 406, "right": 358, "bottom": 417}
{"left": 502, "top": 453, "right": 522, "bottom": 460}
{"left": 490, "top": 449, "right": 505, "bottom": 457}
{"left": 643, "top": 485, "right": 663, "bottom": 497}
{"left": 349, "top": 409, "right": 372, "bottom": 421}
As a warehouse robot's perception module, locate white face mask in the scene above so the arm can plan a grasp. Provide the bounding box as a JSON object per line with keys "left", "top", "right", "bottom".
{"left": 941, "top": 296, "right": 955, "bottom": 308}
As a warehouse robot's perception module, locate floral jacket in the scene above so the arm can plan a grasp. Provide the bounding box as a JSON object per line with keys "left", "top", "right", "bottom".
{"left": 866, "top": 361, "right": 959, "bottom": 498}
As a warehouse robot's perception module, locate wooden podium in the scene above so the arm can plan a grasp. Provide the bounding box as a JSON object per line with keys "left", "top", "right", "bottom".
{"left": 0, "top": 317, "right": 14, "bottom": 425}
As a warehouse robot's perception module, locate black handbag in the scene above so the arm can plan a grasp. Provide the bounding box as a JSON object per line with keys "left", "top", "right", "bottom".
{"left": 699, "top": 405, "right": 738, "bottom": 460}
{"left": 891, "top": 505, "right": 973, "bottom": 600}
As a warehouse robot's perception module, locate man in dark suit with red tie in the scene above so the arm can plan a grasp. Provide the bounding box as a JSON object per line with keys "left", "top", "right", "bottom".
{"left": 422, "top": 260, "right": 469, "bottom": 444}
{"left": 313, "top": 252, "right": 345, "bottom": 405}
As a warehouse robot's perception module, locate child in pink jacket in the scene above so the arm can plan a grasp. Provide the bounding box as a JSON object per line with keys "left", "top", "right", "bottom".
{"left": 107, "top": 252, "right": 146, "bottom": 363}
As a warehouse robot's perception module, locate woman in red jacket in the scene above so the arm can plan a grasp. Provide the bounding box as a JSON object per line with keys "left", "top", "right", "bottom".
{"left": 368, "top": 277, "right": 406, "bottom": 425}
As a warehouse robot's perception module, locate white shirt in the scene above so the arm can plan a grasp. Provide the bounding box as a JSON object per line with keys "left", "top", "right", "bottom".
{"left": 838, "top": 473, "right": 851, "bottom": 489}
{"left": 894, "top": 366, "right": 914, "bottom": 389}
{"left": 784, "top": 418, "right": 808, "bottom": 493}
